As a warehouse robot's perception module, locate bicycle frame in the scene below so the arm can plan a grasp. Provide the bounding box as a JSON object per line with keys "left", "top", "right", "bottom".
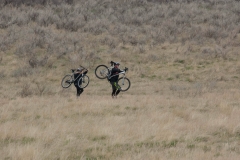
{"left": 62, "top": 65, "right": 90, "bottom": 89}
{"left": 108, "top": 69, "right": 130, "bottom": 91}
{"left": 71, "top": 66, "right": 88, "bottom": 83}
{"left": 94, "top": 62, "right": 130, "bottom": 91}
{"left": 108, "top": 70, "right": 126, "bottom": 80}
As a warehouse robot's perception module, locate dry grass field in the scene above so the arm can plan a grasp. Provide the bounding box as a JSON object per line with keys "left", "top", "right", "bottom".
{"left": 1, "top": 0, "right": 240, "bottom": 159}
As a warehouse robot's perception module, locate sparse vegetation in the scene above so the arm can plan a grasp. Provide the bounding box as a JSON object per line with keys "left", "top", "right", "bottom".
{"left": 0, "top": 0, "right": 240, "bottom": 159}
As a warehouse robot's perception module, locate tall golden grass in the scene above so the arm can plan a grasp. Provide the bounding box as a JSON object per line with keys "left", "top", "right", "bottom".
{"left": 1, "top": 65, "right": 240, "bottom": 159}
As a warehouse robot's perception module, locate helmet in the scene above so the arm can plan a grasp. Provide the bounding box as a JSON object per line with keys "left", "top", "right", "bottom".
{"left": 115, "top": 62, "right": 120, "bottom": 65}
{"left": 77, "top": 68, "right": 82, "bottom": 71}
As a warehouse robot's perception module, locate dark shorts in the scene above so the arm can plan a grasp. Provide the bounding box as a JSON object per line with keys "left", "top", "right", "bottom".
{"left": 111, "top": 82, "right": 121, "bottom": 91}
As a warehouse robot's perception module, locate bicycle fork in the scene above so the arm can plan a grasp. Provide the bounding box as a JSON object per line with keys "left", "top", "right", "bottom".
{"left": 82, "top": 75, "right": 85, "bottom": 83}
{"left": 121, "top": 77, "right": 125, "bottom": 85}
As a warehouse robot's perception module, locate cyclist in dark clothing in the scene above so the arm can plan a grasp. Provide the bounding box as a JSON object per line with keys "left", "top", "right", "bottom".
{"left": 109, "top": 62, "right": 122, "bottom": 98}
{"left": 74, "top": 68, "right": 84, "bottom": 97}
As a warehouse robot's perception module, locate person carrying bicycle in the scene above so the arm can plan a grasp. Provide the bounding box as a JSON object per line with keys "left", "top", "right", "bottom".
{"left": 74, "top": 67, "right": 84, "bottom": 97}
{"left": 109, "top": 62, "right": 122, "bottom": 98}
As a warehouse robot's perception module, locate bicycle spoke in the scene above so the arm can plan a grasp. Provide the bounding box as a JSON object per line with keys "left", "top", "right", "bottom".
{"left": 117, "top": 77, "right": 130, "bottom": 91}
{"left": 61, "top": 75, "right": 73, "bottom": 88}
{"left": 95, "top": 65, "right": 109, "bottom": 79}
{"left": 78, "top": 75, "right": 90, "bottom": 88}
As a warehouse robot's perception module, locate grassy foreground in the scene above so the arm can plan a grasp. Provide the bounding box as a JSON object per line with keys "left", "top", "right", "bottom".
{"left": 1, "top": 55, "right": 240, "bottom": 159}
{"left": 1, "top": 90, "right": 240, "bottom": 159}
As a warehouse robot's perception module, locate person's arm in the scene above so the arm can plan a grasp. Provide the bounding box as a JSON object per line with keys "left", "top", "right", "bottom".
{"left": 77, "top": 69, "right": 87, "bottom": 74}
{"left": 110, "top": 61, "right": 117, "bottom": 66}
{"left": 112, "top": 68, "right": 121, "bottom": 74}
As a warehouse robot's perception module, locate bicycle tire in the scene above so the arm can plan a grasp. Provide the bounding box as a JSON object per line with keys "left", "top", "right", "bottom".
{"left": 61, "top": 75, "right": 73, "bottom": 88}
{"left": 95, "top": 65, "right": 109, "bottom": 79}
{"left": 117, "top": 77, "right": 131, "bottom": 92}
{"left": 78, "top": 75, "right": 90, "bottom": 88}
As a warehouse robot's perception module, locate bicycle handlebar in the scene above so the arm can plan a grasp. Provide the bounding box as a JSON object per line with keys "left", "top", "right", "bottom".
{"left": 119, "top": 67, "right": 128, "bottom": 73}
{"left": 71, "top": 66, "right": 88, "bottom": 73}
{"left": 108, "top": 67, "right": 128, "bottom": 79}
{"left": 110, "top": 61, "right": 115, "bottom": 66}
{"left": 79, "top": 65, "right": 87, "bottom": 69}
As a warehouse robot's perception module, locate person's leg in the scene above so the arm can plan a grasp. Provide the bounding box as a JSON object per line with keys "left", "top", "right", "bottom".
{"left": 79, "top": 88, "right": 84, "bottom": 95}
{"left": 74, "top": 83, "right": 81, "bottom": 97}
{"left": 111, "top": 82, "right": 121, "bottom": 98}
{"left": 112, "top": 89, "right": 116, "bottom": 98}
{"left": 111, "top": 82, "right": 116, "bottom": 98}
{"left": 116, "top": 90, "right": 120, "bottom": 96}
{"left": 115, "top": 82, "right": 121, "bottom": 98}
{"left": 76, "top": 87, "right": 81, "bottom": 97}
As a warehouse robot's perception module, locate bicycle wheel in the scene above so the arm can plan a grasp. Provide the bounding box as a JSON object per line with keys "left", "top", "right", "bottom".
{"left": 117, "top": 77, "right": 131, "bottom": 92}
{"left": 61, "top": 75, "right": 73, "bottom": 88}
{"left": 95, "top": 65, "right": 109, "bottom": 79}
{"left": 78, "top": 75, "right": 90, "bottom": 88}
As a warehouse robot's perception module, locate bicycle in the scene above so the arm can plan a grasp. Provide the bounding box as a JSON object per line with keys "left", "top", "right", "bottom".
{"left": 95, "top": 61, "right": 131, "bottom": 91}
{"left": 61, "top": 66, "right": 90, "bottom": 89}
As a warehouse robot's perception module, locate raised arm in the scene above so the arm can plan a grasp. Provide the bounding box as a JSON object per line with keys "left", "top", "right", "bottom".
{"left": 110, "top": 61, "right": 118, "bottom": 66}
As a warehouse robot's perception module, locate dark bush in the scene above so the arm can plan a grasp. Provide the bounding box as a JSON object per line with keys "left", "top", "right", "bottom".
{"left": 19, "top": 84, "right": 33, "bottom": 97}
{"left": 0, "top": 0, "right": 74, "bottom": 7}
{"left": 12, "top": 66, "right": 33, "bottom": 77}
{"left": 29, "top": 56, "right": 48, "bottom": 68}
